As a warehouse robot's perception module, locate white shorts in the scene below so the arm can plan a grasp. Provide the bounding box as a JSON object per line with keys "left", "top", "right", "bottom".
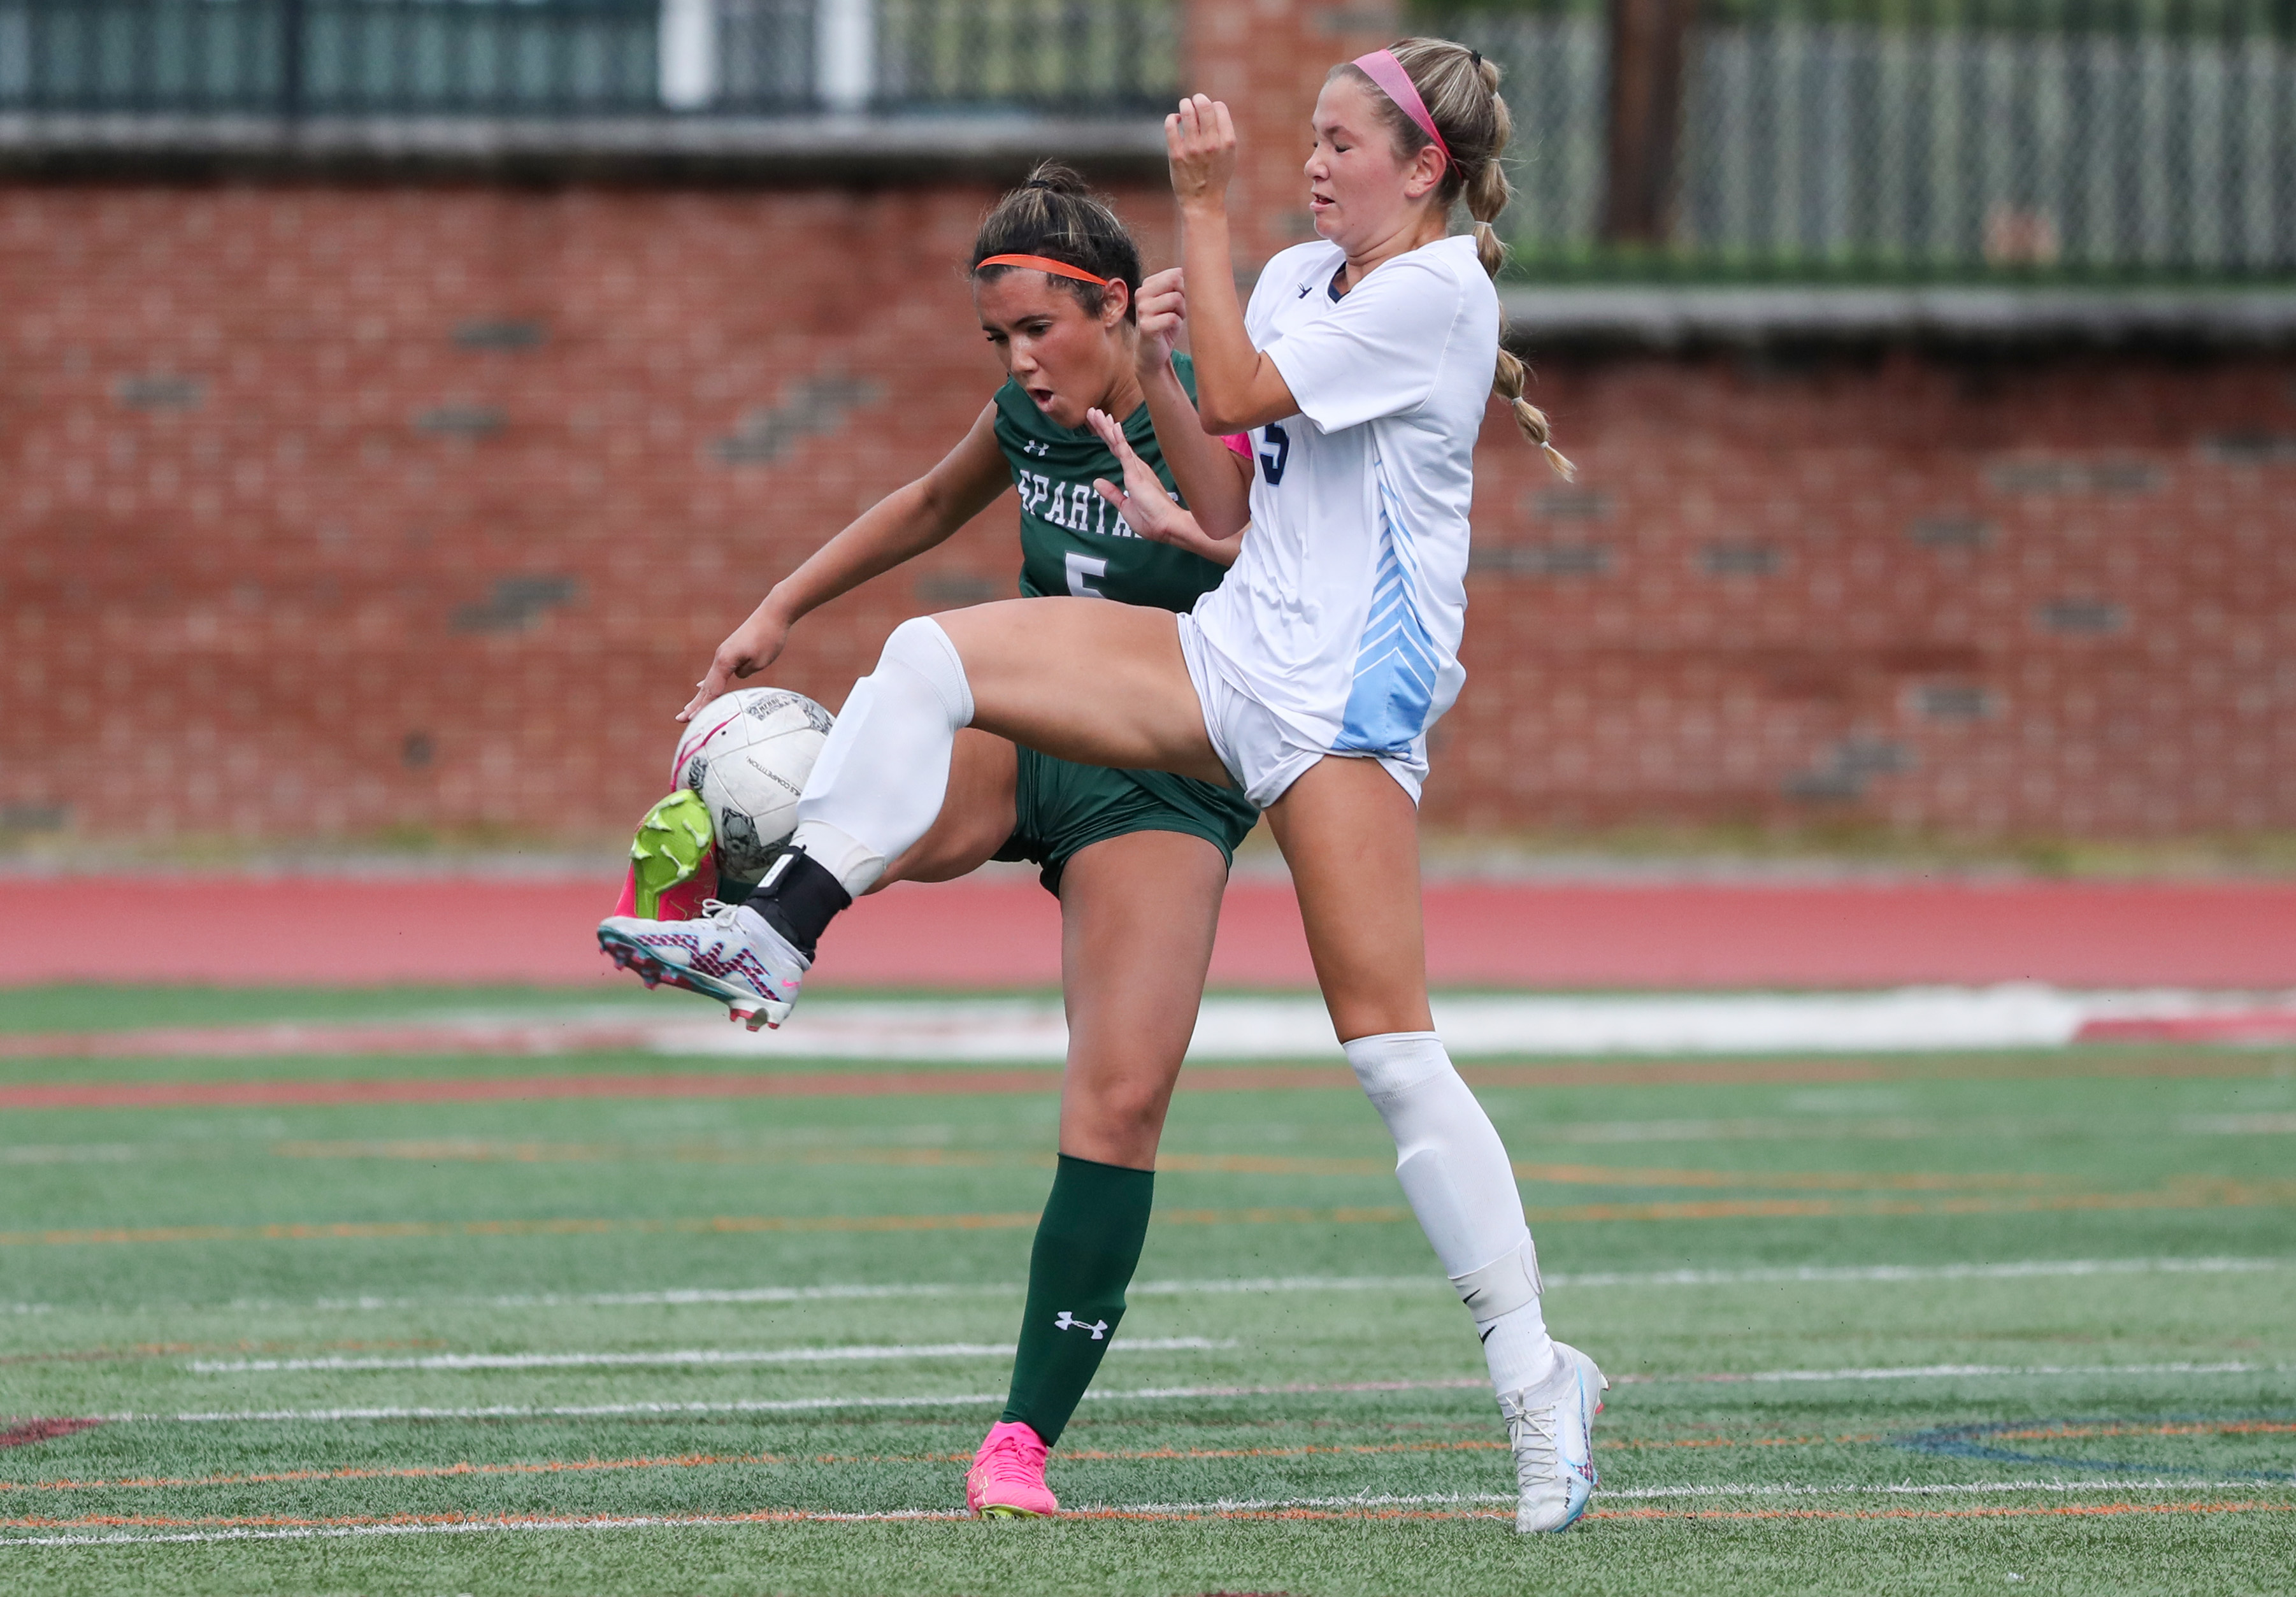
{"left": 1176, "top": 612, "right": 1426, "bottom": 810}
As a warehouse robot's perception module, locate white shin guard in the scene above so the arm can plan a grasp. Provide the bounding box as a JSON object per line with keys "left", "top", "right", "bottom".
{"left": 789, "top": 616, "right": 975, "bottom": 899}
{"left": 1345, "top": 1031, "right": 1558, "bottom": 1395}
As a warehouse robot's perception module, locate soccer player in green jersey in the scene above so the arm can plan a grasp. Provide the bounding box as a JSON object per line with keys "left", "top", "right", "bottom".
{"left": 621, "top": 165, "right": 1258, "bottom": 1515}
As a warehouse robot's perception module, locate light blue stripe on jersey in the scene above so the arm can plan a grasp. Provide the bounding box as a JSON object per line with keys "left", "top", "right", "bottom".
{"left": 1335, "top": 473, "right": 1439, "bottom": 756}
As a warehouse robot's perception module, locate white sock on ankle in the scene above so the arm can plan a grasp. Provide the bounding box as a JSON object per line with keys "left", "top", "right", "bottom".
{"left": 1477, "top": 1289, "right": 1561, "bottom": 1396}
{"left": 1344, "top": 1030, "right": 1560, "bottom": 1396}
{"left": 790, "top": 615, "right": 975, "bottom": 898}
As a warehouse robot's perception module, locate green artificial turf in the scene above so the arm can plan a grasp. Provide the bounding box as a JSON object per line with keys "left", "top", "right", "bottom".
{"left": 2, "top": 985, "right": 2292, "bottom": 1594}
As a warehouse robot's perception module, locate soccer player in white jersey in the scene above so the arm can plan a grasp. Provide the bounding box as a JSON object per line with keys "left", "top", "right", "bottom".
{"left": 608, "top": 39, "right": 1608, "bottom": 1531}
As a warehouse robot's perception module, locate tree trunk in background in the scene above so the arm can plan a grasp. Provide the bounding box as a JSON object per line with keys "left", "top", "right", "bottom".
{"left": 1602, "top": 0, "right": 1695, "bottom": 246}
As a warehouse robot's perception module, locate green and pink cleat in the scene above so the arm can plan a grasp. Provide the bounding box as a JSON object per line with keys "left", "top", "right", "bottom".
{"left": 598, "top": 791, "right": 808, "bottom": 1030}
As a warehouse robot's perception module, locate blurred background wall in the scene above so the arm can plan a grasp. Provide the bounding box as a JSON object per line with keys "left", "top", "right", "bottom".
{"left": 2, "top": 0, "right": 2292, "bottom": 854}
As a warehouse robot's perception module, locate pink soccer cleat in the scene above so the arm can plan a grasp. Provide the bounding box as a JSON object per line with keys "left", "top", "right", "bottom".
{"left": 965, "top": 1420, "right": 1058, "bottom": 1518}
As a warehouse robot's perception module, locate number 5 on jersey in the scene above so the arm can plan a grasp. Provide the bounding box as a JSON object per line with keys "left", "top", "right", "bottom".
{"left": 1258, "top": 422, "right": 1289, "bottom": 485}
{"left": 1066, "top": 552, "right": 1109, "bottom": 598}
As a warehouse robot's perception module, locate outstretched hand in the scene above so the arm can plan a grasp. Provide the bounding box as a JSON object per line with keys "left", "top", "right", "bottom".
{"left": 1134, "top": 267, "right": 1186, "bottom": 375}
{"left": 678, "top": 604, "right": 793, "bottom": 722}
{"left": 1086, "top": 407, "right": 1244, "bottom": 566}
{"left": 1165, "top": 94, "right": 1237, "bottom": 210}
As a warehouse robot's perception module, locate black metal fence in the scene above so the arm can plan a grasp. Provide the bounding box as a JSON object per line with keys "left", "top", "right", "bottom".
{"left": 0, "top": 0, "right": 666, "bottom": 115}
{"left": 875, "top": 0, "right": 1176, "bottom": 113}
{"left": 1428, "top": 0, "right": 2296, "bottom": 280}
{"left": 0, "top": 0, "right": 1173, "bottom": 118}
{"left": 3, "top": 0, "right": 2287, "bottom": 279}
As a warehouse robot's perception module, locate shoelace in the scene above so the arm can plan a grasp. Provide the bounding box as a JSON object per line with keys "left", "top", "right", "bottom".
{"left": 695, "top": 899, "right": 743, "bottom": 924}
{"left": 1503, "top": 1393, "right": 1567, "bottom": 1498}
{"left": 977, "top": 1429, "right": 1049, "bottom": 1481}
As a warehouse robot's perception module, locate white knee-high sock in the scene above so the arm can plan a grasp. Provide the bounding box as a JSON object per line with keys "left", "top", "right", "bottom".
{"left": 789, "top": 616, "right": 974, "bottom": 898}
{"left": 1344, "top": 1031, "right": 1560, "bottom": 1397}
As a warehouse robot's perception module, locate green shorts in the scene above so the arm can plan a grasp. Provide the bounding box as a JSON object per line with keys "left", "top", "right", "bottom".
{"left": 993, "top": 747, "right": 1261, "bottom": 895}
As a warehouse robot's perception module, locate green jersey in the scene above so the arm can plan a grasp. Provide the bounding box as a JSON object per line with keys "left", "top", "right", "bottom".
{"left": 994, "top": 352, "right": 1233, "bottom": 614}
{"left": 986, "top": 352, "right": 1261, "bottom": 870}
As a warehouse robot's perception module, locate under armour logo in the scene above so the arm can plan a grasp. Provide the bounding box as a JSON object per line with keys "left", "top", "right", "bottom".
{"left": 1022, "top": 440, "right": 1050, "bottom": 456}
{"left": 1296, "top": 283, "right": 1312, "bottom": 297}
{"left": 1053, "top": 1311, "right": 1107, "bottom": 1339}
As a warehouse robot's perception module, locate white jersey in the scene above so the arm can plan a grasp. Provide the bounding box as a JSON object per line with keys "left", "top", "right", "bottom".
{"left": 1187, "top": 234, "right": 1497, "bottom": 776}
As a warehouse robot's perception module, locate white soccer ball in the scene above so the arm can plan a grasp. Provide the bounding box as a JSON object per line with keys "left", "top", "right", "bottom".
{"left": 669, "top": 687, "right": 836, "bottom": 884}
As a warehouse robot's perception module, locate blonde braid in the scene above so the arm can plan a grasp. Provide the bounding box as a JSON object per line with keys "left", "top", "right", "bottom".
{"left": 1339, "top": 39, "right": 1575, "bottom": 478}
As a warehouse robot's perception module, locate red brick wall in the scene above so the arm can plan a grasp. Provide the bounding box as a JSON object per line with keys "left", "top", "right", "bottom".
{"left": 1457, "top": 348, "right": 2296, "bottom": 838}
{"left": 0, "top": 181, "right": 1169, "bottom": 845}
{"left": 3, "top": 179, "right": 2291, "bottom": 847}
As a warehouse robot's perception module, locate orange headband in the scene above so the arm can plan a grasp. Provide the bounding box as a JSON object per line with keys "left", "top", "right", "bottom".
{"left": 974, "top": 253, "right": 1113, "bottom": 288}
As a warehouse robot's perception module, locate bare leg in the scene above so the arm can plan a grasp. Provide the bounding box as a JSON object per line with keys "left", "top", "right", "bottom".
{"left": 1054, "top": 828, "right": 1228, "bottom": 1166}
{"left": 936, "top": 599, "right": 1226, "bottom": 784}
{"left": 1263, "top": 756, "right": 1435, "bottom": 1042}
{"left": 783, "top": 598, "right": 1224, "bottom": 903}
{"left": 873, "top": 729, "right": 1017, "bottom": 891}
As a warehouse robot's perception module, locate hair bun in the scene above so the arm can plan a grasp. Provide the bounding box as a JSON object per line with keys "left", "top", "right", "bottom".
{"left": 1019, "top": 161, "right": 1091, "bottom": 197}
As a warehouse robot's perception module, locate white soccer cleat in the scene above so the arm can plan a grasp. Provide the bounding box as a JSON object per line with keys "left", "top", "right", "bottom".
{"left": 1502, "top": 1341, "right": 1607, "bottom": 1533}
{"left": 597, "top": 899, "right": 808, "bottom": 1030}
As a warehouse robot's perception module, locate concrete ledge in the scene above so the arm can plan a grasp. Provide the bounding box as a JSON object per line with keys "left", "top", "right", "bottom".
{"left": 1502, "top": 285, "right": 2296, "bottom": 348}
{"left": 0, "top": 110, "right": 1170, "bottom": 182}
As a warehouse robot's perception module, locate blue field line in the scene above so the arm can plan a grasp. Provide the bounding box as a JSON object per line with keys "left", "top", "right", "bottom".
{"left": 1895, "top": 1413, "right": 2296, "bottom": 1481}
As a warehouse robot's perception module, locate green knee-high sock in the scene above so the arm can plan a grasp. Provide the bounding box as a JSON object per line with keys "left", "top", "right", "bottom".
{"left": 1000, "top": 1154, "right": 1155, "bottom": 1447}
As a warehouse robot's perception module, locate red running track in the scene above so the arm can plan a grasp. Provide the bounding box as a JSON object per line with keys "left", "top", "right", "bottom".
{"left": 2, "top": 873, "right": 2290, "bottom": 990}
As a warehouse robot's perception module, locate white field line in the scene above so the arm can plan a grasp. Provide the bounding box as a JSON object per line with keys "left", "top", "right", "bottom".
{"left": 112, "top": 1377, "right": 1494, "bottom": 1423}
{"left": 9, "top": 1480, "right": 2295, "bottom": 1548}
{"left": 11, "top": 986, "right": 2292, "bottom": 1070}
{"left": 1617, "top": 1361, "right": 2293, "bottom": 1384}
{"left": 652, "top": 987, "right": 2097, "bottom": 1061}
{"left": 125, "top": 1395, "right": 1003, "bottom": 1422}
{"left": 185, "top": 1336, "right": 1231, "bottom": 1374}
{"left": 16, "top": 1254, "right": 2287, "bottom": 1319}
{"left": 105, "top": 1358, "right": 2296, "bottom": 1427}
{"left": 0, "top": 1512, "right": 965, "bottom": 1549}
{"left": 1539, "top": 1256, "right": 2296, "bottom": 1289}
{"left": 642, "top": 985, "right": 2296, "bottom": 1061}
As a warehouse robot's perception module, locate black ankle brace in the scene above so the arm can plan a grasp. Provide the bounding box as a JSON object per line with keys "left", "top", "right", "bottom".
{"left": 747, "top": 847, "right": 851, "bottom": 961}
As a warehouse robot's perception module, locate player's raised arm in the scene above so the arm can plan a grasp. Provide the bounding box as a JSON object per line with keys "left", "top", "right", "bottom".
{"left": 1132, "top": 267, "right": 1252, "bottom": 538}
{"left": 1167, "top": 96, "right": 1299, "bottom": 436}
{"left": 680, "top": 405, "right": 1012, "bottom": 720}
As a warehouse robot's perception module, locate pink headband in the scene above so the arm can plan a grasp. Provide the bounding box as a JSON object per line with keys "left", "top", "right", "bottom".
{"left": 1351, "top": 48, "right": 1449, "bottom": 166}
